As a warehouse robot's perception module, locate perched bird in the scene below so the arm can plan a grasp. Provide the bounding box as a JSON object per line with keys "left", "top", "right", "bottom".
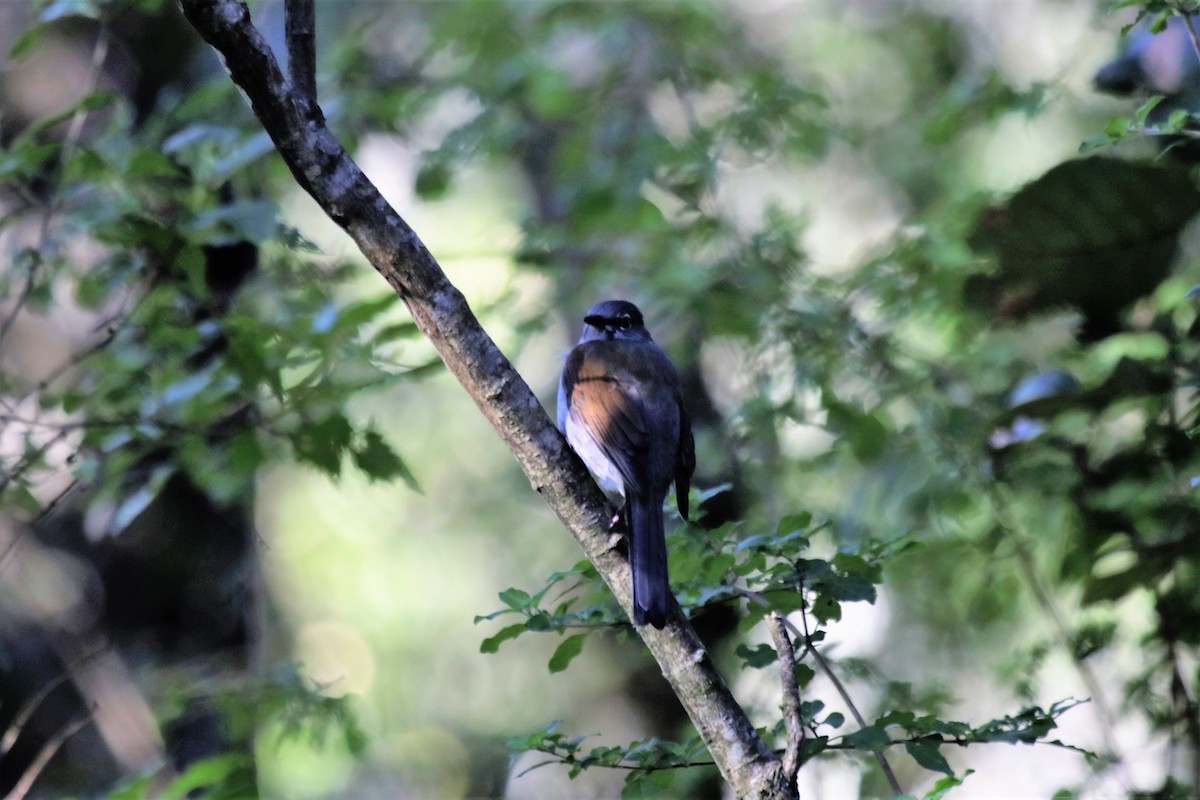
{"left": 558, "top": 300, "right": 695, "bottom": 629}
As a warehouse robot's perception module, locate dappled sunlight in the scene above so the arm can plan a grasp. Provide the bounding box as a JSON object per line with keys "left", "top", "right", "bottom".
{"left": 3, "top": 0, "right": 1196, "bottom": 797}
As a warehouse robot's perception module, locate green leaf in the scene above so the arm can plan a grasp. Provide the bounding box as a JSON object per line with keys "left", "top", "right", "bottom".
{"left": 351, "top": 429, "right": 421, "bottom": 491}
{"left": 906, "top": 740, "right": 953, "bottom": 775}
{"left": 821, "top": 573, "right": 877, "bottom": 603}
{"left": 734, "top": 643, "right": 778, "bottom": 668}
{"left": 548, "top": 634, "right": 587, "bottom": 673}
{"left": 9, "top": 25, "right": 46, "bottom": 60}
{"left": 415, "top": 160, "right": 452, "bottom": 199}
{"left": 480, "top": 623, "right": 526, "bottom": 654}
{"left": 499, "top": 587, "right": 532, "bottom": 610}
{"left": 372, "top": 321, "right": 421, "bottom": 343}
{"left": 824, "top": 397, "right": 889, "bottom": 462}
{"left": 160, "top": 753, "right": 248, "bottom": 800}
{"left": 16, "top": 91, "right": 116, "bottom": 145}
{"left": 799, "top": 735, "right": 829, "bottom": 761}
{"left": 227, "top": 430, "right": 265, "bottom": 479}
{"left": 795, "top": 662, "right": 816, "bottom": 689}
{"left": 1134, "top": 94, "right": 1164, "bottom": 123}
{"left": 1078, "top": 132, "right": 1116, "bottom": 153}
{"left": 1166, "top": 108, "right": 1191, "bottom": 133}
{"left": 128, "top": 147, "right": 182, "bottom": 179}
{"left": 526, "top": 66, "right": 579, "bottom": 120}
{"left": 969, "top": 159, "right": 1200, "bottom": 328}
{"left": 777, "top": 512, "right": 812, "bottom": 534}
{"left": 179, "top": 244, "right": 209, "bottom": 301}
{"left": 842, "top": 725, "right": 891, "bottom": 751}
{"left": 289, "top": 413, "right": 354, "bottom": 476}
{"left": 74, "top": 270, "right": 110, "bottom": 310}
{"left": 621, "top": 766, "right": 674, "bottom": 798}
{"left": 0, "top": 141, "right": 59, "bottom": 180}
{"left": 335, "top": 293, "right": 402, "bottom": 333}
{"left": 6, "top": 485, "right": 42, "bottom": 514}
{"left": 189, "top": 200, "right": 279, "bottom": 245}
{"left": 1103, "top": 116, "right": 1131, "bottom": 137}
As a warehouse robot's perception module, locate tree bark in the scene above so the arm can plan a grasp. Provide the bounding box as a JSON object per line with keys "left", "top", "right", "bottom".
{"left": 177, "top": 2, "right": 791, "bottom": 797}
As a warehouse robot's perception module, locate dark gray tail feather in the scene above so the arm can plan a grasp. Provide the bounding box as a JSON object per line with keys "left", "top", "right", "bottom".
{"left": 629, "top": 495, "right": 670, "bottom": 628}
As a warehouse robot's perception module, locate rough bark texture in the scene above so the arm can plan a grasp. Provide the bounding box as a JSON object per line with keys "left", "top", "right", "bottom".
{"left": 177, "top": 2, "right": 791, "bottom": 797}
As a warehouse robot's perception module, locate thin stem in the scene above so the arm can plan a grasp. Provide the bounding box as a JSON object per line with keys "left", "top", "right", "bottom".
{"left": 987, "top": 485, "right": 1123, "bottom": 766}
{"left": 737, "top": 588, "right": 903, "bottom": 796}
{"left": 0, "top": 429, "right": 69, "bottom": 496}
{"left": 767, "top": 612, "right": 803, "bottom": 792}
{"left": 0, "top": 26, "right": 110, "bottom": 356}
{"left": 0, "top": 673, "right": 73, "bottom": 756}
{"left": 2, "top": 711, "right": 93, "bottom": 800}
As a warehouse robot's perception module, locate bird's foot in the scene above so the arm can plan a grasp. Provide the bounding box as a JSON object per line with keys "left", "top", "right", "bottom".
{"left": 605, "top": 507, "right": 628, "bottom": 549}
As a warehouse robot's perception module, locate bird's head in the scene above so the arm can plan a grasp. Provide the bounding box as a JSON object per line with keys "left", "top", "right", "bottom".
{"left": 579, "top": 299, "right": 650, "bottom": 342}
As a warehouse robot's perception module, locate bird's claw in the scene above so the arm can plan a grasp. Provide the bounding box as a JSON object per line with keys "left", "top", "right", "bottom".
{"left": 605, "top": 508, "right": 628, "bottom": 550}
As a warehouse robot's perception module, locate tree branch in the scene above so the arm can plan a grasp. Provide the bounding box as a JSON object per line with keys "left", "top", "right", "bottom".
{"left": 0, "top": 673, "right": 72, "bottom": 756}
{"left": 176, "top": 1, "right": 787, "bottom": 796}
{"left": 2, "top": 710, "right": 93, "bottom": 800}
{"left": 740, "top": 588, "right": 902, "bottom": 795}
{"left": 767, "top": 612, "right": 802, "bottom": 793}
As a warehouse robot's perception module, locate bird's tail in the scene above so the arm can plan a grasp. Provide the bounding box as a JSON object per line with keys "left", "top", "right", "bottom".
{"left": 628, "top": 495, "right": 670, "bottom": 629}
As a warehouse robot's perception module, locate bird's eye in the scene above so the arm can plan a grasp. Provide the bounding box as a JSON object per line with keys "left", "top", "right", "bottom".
{"left": 617, "top": 314, "right": 632, "bottom": 330}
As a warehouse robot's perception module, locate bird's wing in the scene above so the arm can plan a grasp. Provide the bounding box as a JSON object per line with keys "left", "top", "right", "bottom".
{"left": 562, "top": 343, "right": 652, "bottom": 496}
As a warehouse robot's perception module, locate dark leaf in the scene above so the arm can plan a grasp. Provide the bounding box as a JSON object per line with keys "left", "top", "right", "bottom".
{"left": 734, "top": 643, "right": 778, "bottom": 669}
{"left": 841, "top": 725, "right": 891, "bottom": 751}
{"left": 499, "top": 587, "right": 532, "bottom": 610}
{"left": 289, "top": 413, "right": 354, "bottom": 476}
{"left": 548, "top": 634, "right": 587, "bottom": 673}
{"left": 351, "top": 430, "right": 421, "bottom": 491}
{"left": 906, "top": 740, "right": 953, "bottom": 775}
{"left": 480, "top": 623, "right": 526, "bottom": 654}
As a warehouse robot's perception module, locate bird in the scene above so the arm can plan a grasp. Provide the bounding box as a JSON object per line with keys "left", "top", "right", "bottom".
{"left": 558, "top": 300, "right": 695, "bottom": 629}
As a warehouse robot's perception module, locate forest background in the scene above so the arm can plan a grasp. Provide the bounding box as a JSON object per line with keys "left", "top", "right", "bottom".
{"left": 1, "top": 0, "right": 1199, "bottom": 798}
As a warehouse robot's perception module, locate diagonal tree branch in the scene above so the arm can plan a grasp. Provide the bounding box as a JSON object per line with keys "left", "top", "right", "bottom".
{"left": 177, "top": 1, "right": 788, "bottom": 796}
{"left": 2, "top": 710, "right": 93, "bottom": 800}
{"left": 767, "top": 612, "right": 802, "bottom": 793}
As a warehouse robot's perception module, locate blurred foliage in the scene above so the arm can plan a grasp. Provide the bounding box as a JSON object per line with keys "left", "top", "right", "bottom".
{"left": 107, "top": 665, "right": 365, "bottom": 800}
{"left": 3, "top": 0, "right": 1200, "bottom": 797}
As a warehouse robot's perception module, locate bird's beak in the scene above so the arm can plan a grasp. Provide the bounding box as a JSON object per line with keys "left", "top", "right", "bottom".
{"left": 583, "top": 314, "right": 605, "bottom": 328}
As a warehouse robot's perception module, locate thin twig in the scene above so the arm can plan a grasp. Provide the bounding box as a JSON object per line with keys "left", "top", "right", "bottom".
{"left": 2, "top": 710, "right": 93, "bottom": 800}
{"left": 0, "top": 26, "right": 110, "bottom": 356}
{"left": 796, "top": 599, "right": 903, "bottom": 795}
{"left": 1167, "top": 642, "right": 1200, "bottom": 797}
{"left": 767, "top": 612, "right": 803, "bottom": 792}
{"left": 0, "top": 429, "right": 69, "bottom": 495}
{"left": 987, "top": 485, "right": 1123, "bottom": 768}
{"left": 0, "top": 529, "right": 18, "bottom": 576}
{"left": 738, "top": 587, "right": 903, "bottom": 796}
{"left": 0, "top": 673, "right": 73, "bottom": 756}
{"left": 30, "top": 479, "right": 80, "bottom": 526}
{"left": 285, "top": 0, "right": 317, "bottom": 100}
